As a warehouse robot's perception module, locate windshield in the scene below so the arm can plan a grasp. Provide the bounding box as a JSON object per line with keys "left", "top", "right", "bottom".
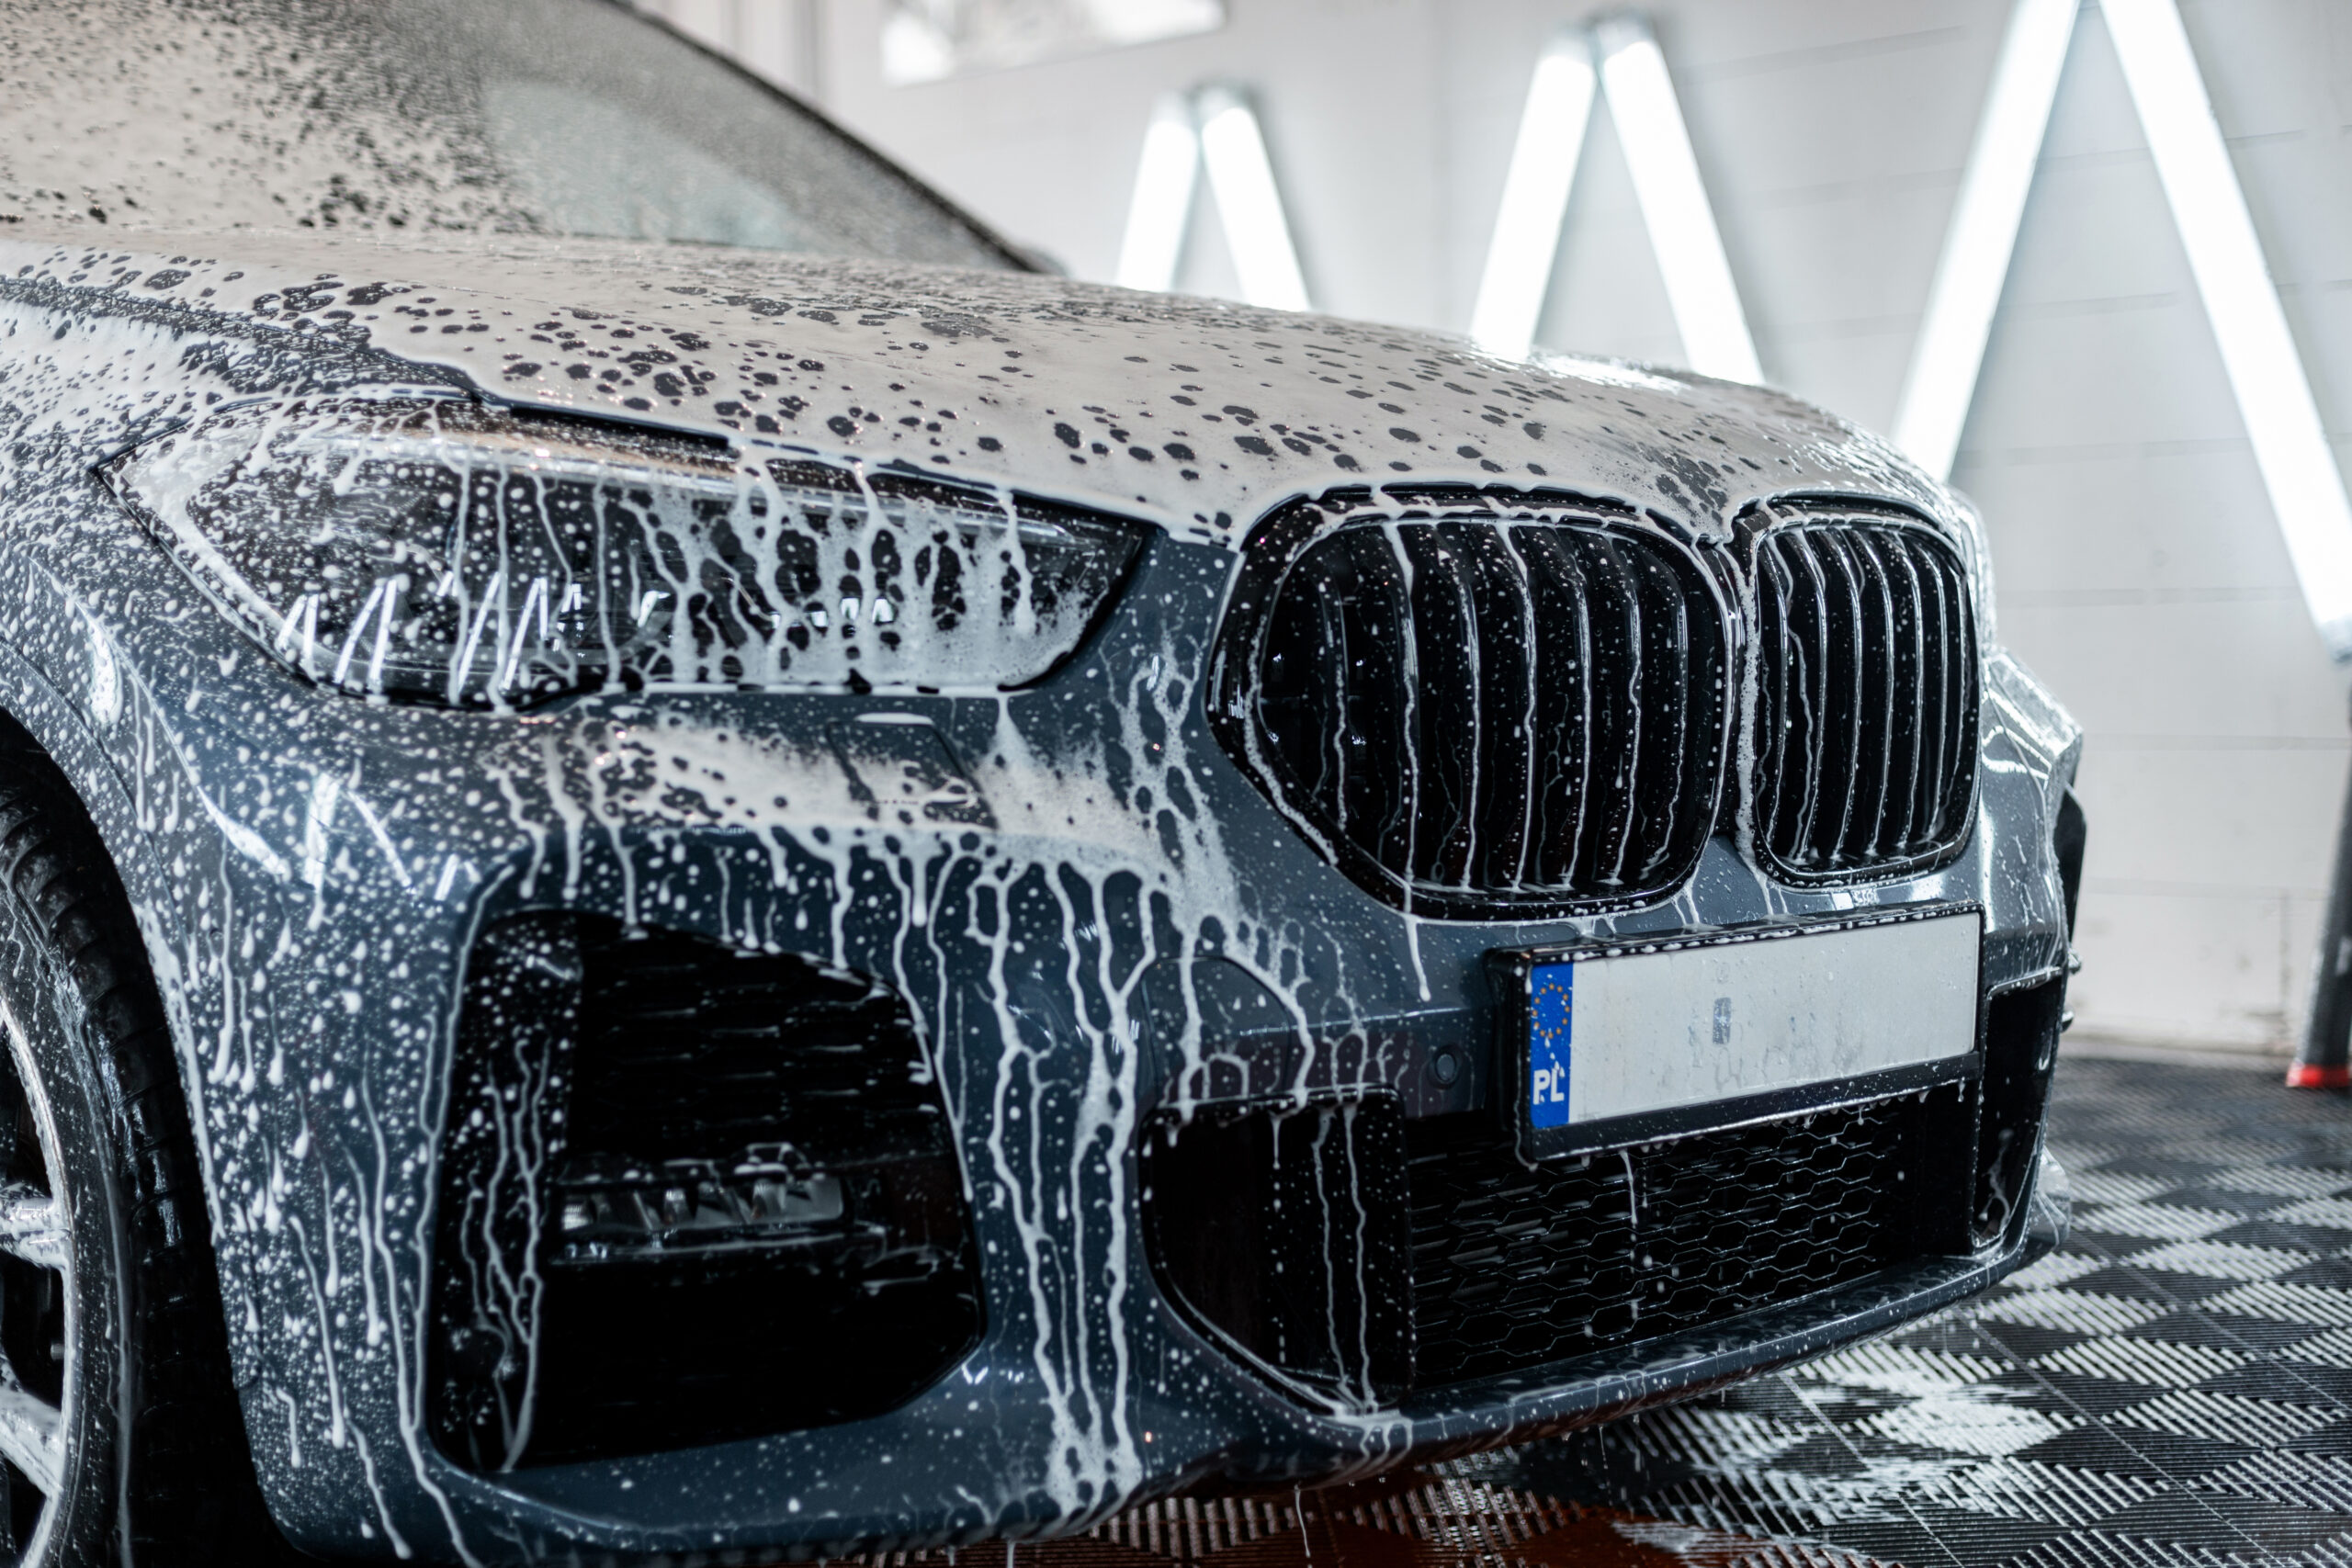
{"left": 0, "top": 0, "right": 1022, "bottom": 269}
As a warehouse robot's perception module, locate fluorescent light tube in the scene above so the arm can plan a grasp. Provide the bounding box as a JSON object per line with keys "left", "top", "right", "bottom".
{"left": 1194, "top": 84, "right": 1311, "bottom": 311}
{"left": 2105, "top": 0, "right": 2352, "bottom": 657}
{"left": 1594, "top": 15, "right": 1761, "bottom": 384}
{"left": 1115, "top": 93, "right": 1201, "bottom": 293}
{"left": 1471, "top": 33, "right": 1598, "bottom": 361}
{"left": 1894, "top": 0, "right": 2078, "bottom": 479}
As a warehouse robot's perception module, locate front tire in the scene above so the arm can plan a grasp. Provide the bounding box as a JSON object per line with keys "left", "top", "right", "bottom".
{"left": 0, "top": 722, "right": 278, "bottom": 1564}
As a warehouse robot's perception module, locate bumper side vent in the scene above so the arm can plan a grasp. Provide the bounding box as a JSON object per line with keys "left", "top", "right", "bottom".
{"left": 1213, "top": 490, "right": 1733, "bottom": 919}
{"left": 428, "top": 913, "right": 982, "bottom": 1470}
{"left": 1751, "top": 513, "right": 1979, "bottom": 882}
{"left": 1141, "top": 1095, "right": 1413, "bottom": 1411}
{"left": 1974, "top": 976, "right": 2065, "bottom": 1247}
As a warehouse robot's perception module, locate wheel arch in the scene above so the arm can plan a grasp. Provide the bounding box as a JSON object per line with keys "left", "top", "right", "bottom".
{"left": 0, "top": 631, "right": 299, "bottom": 1558}
{"left": 0, "top": 641, "right": 238, "bottom": 1331}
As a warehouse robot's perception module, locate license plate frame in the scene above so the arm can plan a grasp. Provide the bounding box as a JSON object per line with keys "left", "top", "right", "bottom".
{"left": 1490, "top": 904, "right": 1984, "bottom": 1162}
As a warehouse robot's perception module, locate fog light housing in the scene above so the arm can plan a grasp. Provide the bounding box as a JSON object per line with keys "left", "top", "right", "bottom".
{"left": 428, "top": 913, "right": 983, "bottom": 1469}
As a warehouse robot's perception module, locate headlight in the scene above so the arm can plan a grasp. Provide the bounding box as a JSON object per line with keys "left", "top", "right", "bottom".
{"left": 105, "top": 400, "right": 1145, "bottom": 706}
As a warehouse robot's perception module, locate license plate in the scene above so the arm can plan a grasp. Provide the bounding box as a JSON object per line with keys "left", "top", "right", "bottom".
{"left": 1499, "top": 907, "right": 1982, "bottom": 1159}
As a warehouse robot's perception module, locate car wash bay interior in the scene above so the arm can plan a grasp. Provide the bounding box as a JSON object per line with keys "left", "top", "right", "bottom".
{"left": 642, "top": 1, "right": 2352, "bottom": 1561}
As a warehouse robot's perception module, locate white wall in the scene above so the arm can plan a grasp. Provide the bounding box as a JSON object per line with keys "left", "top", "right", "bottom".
{"left": 653, "top": 0, "right": 2352, "bottom": 1060}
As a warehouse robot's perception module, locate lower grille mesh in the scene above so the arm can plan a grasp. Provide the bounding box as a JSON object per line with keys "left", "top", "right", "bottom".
{"left": 1142, "top": 1097, "right": 1413, "bottom": 1411}
{"left": 1140, "top": 1086, "right": 1976, "bottom": 1402}
{"left": 1406, "top": 1086, "right": 1972, "bottom": 1388}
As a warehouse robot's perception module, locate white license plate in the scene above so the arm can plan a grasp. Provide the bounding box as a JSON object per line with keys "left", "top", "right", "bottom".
{"left": 1513, "top": 908, "right": 1981, "bottom": 1156}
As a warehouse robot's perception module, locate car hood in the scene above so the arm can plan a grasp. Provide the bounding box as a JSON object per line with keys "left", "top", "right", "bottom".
{"left": 0, "top": 226, "right": 1949, "bottom": 546}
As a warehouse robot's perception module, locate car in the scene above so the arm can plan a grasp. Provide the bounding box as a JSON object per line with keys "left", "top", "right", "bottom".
{"left": 0, "top": 0, "right": 2084, "bottom": 1562}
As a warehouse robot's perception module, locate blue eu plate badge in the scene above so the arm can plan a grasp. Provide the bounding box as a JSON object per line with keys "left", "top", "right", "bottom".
{"left": 1528, "top": 961, "right": 1572, "bottom": 1129}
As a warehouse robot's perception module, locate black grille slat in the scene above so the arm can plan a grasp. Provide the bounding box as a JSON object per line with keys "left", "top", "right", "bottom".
{"left": 1226, "top": 497, "right": 1730, "bottom": 918}
{"left": 1754, "top": 518, "right": 1976, "bottom": 881}
{"left": 1822, "top": 530, "right": 1871, "bottom": 865}
{"left": 1586, "top": 536, "right": 1643, "bottom": 889}
{"left": 1875, "top": 533, "right": 1915, "bottom": 858}
{"left": 1764, "top": 538, "right": 1823, "bottom": 855}
{"left": 1852, "top": 531, "right": 1900, "bottom": 864}
{"left": 1464, "top": 526, "right": 1536, "bottom": 891}
{"left": 1884, "top": 534, "right": 1927, "bottom": 857}
{"left": 1517, "top": 525, "right": 1595, "bottom": 891}
{"left": 1401, "top": 525, "right": 1481, "bottom": 886}
{"left": 1932, "top": 544, "right": 1971, "bottom": 852}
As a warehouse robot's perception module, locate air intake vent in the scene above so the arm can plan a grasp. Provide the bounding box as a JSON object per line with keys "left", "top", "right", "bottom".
{"left": 429, "top": 914, "right": 982, "bottom": 1470}
{"left": 1750, "top": 514, "right": 1978, "bottom": 882}
{"left": 1407, "top": 1085, "right": 1973, "bottom": 1388}
{"left": 1137, "top": 1085, "right": 1973, "bottom": 1404}
{"left": 1212, "top": 491, "right": 1733, "bottom": 919}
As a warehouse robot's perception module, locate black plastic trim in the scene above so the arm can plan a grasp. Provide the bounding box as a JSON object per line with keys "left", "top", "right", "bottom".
{"left": 1736, "top": 496, "right": 1984, "bottom": 890}
{"left": 1395, "top": 1221, "right": 2053, "bottom": 1436}
{"left": 1208, "top": 485, "right": 1738, "bottom": 921}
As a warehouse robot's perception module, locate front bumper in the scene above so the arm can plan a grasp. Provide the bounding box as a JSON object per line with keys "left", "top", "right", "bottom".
{"left": 458, "top": 1158, "right": 2067, "bottom": 1560}
{"left": 186, "top": 666, "right": 2073, "bottom": 1562}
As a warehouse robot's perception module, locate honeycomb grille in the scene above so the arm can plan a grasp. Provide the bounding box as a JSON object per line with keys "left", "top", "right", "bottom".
{"left": 1407, "top": 1089, "right": 1971, "bottom": 1388}
{"left": 1752, "top": 517, "right": 1978, "bottom": 881}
